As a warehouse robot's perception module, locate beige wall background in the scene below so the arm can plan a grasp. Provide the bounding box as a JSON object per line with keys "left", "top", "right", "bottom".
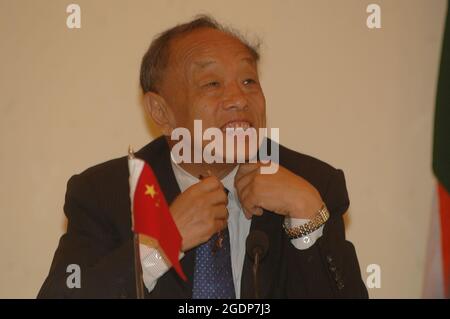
{"left": 0, "top": 0, "right": 447, "bottom": 298}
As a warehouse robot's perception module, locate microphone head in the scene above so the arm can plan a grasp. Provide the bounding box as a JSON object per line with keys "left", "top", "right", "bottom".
{"left": 246, "top": 230, "right": 269, "bottom": 262}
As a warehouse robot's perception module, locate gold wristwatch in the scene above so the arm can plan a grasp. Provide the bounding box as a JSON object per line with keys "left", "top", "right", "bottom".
{"left": 282, "top": 203, "right": 330, "bottom": 239}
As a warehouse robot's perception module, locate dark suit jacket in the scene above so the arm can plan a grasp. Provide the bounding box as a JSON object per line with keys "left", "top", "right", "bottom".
{"left": 38, "top": 136, "right": 368, "bottom": 299}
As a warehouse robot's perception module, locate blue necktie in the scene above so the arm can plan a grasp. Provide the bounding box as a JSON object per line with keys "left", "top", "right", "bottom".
{"left": 192, "top": 192, "right": 235, "bottom": 299}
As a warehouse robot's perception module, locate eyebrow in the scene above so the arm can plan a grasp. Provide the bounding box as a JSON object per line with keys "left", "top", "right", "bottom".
{"left": 192, "top": 56, "right": 257, "bottom": 70}
{"left": 240, "top": 56, "right": 257, "bottom": 67}
{"left": 193, "top": 60, "right": 217, "bottom": 69}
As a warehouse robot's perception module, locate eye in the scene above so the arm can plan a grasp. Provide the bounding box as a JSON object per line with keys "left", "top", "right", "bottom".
{"left": 203, "top": 81, "right": 220, "bottom": 88}
{"left": 243, "top": 78, "right": 257, "bottom": 85}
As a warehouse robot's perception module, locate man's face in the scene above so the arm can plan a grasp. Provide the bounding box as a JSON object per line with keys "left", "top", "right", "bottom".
{"left": 159, "top": 28, "right": 266, "bottom": 161}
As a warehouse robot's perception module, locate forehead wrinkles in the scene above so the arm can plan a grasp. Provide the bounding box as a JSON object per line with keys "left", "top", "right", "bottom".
{"left": 177, "top": 39, "right": 217, "bottom": 79}
{"left": 171, "top": 33, "right": 251, "bottom": 72}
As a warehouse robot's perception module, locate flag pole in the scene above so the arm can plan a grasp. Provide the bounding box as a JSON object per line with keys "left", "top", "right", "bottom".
{"left": 129, "top": 146, "right": 145, "bottom": 299}
{"left": 133, "top": 233, "right": 145, "bottom": 299}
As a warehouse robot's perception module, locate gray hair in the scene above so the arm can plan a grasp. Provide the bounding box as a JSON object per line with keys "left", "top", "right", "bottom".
{"left": 139, "top": 14, "right": 260, "bottom": 93}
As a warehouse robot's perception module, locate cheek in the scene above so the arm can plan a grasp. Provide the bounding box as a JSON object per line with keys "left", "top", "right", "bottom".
{"left": 163, "top": 90, "right": 191, "bottom": 129}
{"left": 172, "top": 107, "right": 190, "bottom": 128}
{"left": 249, "top": 92, "right": 266, "bottom": 120}
{"left": 171, "top": 93, "right": 202, "bottom": 129}
{"left": 191, "top": 97, "right": 221, "bottom": 128}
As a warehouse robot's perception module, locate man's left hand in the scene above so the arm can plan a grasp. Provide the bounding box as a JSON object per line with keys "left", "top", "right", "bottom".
{"left": 234, "top": 163, "right": 323, "bottom": 220}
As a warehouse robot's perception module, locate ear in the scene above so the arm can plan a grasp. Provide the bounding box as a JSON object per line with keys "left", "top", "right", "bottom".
{"left": 143, "top": 92, "right": 175, "bottom": 136}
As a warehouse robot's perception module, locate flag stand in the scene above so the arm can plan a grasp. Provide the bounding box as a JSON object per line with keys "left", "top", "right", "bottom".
{"left": 133, "top": 233, "right": 145, "bottom": 299}
{"left": 128, "top": 145, "right": 187, "bottom": 296}
{"left": 129, "top": 146, "right": 145, "bottom": 299}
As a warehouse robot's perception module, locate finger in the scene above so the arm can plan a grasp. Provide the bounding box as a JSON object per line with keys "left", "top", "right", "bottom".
{"left": 214, "top": 219, "right": 227, "bottom": 232}
{"left": 253, "top": 207, "right": 264, "bottom": 216}
{"left": 238, "top": 181, "right": 255, "bottom": 207}
{"left": 212, "top": 205, "right": 228, "bottom": 219}
{"left": 207, "top": 188, "right": 228, "bottom": 206}
{"left": 242, "top": 207, "right": 253, "bottom": 220}
{"left": 241, "top": 204, "right": 262, "bottom": 219}
{"left": 239, "top": 183, "right": 264, "bottom": 216}
{"left": 192, "top": 175, "right": 222, "bottom": 193}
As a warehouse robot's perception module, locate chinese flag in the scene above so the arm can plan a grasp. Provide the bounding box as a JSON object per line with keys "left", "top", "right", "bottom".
{"left": 128, "top": 157, "right": 186, "bottom": 281}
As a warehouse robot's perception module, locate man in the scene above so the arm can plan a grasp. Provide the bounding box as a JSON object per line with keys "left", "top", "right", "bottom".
{"left": 38, "top": 15, "right": 368, "bottom": 299}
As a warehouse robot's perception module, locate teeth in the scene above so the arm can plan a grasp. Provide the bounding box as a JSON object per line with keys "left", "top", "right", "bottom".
{"left": 223, "top": 121, "right": 251, "bottom": 130}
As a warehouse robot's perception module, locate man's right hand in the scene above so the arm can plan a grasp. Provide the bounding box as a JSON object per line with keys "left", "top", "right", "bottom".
{"left": 170, "top": 176, "right": 228, "bottom": 252}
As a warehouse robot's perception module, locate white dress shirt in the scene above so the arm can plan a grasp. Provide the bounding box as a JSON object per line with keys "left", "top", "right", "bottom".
{"left": 139, "top": 157, "right": 324, "bottom": 298}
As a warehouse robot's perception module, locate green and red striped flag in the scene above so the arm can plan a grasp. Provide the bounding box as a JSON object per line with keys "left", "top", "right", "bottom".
{"left": 424, "top": 4, "right": 450, "bottom": 299}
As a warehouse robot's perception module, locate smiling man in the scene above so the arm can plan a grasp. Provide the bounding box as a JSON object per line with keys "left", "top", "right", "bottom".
{"left": 38, "top": 15, "right": 368, "bottom": 299}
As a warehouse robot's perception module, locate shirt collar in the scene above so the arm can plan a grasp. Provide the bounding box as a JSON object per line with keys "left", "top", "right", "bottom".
{"left": 169, "top": 151, "right": 239, "bottom": 198}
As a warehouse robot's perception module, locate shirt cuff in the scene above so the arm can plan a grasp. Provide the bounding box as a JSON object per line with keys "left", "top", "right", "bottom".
{"left": 139, "top": 244, "right": 184, "bottom": 292}
{"left": 284, "top": 217, "right": 324, "bottom": 250}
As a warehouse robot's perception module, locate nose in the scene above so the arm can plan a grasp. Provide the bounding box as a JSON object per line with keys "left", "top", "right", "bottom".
{"left": 221, "top": 82, "right": 248, "bottom": 111}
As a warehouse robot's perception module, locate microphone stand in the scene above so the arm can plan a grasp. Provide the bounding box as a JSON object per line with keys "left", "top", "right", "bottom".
{"left": 246, "top": 230, "right": 268, "bottom": 299}
{"left": 252, "top": 247, "right": 262, "bottom": 299}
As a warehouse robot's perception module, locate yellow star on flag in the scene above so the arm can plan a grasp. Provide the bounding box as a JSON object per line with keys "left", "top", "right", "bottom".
{"left": 144, "top": 184, "right": 157, "bottom": 198}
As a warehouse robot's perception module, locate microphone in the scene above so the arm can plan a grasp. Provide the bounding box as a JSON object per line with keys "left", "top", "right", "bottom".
{"left": 246, "top": 230, "right": 269, "bottom": 299}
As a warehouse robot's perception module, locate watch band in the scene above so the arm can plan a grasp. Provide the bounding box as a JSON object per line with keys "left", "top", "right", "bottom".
{"left": 282, "top": 203, "right": 330, "bottom": 239}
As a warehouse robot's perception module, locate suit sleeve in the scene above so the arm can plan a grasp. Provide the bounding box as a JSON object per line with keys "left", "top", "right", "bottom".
{"left": 37, "top": 174, "right": 136, "bottom": 299}
{"left": 284, "top": 169, "right": 369, "bottom": 298}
